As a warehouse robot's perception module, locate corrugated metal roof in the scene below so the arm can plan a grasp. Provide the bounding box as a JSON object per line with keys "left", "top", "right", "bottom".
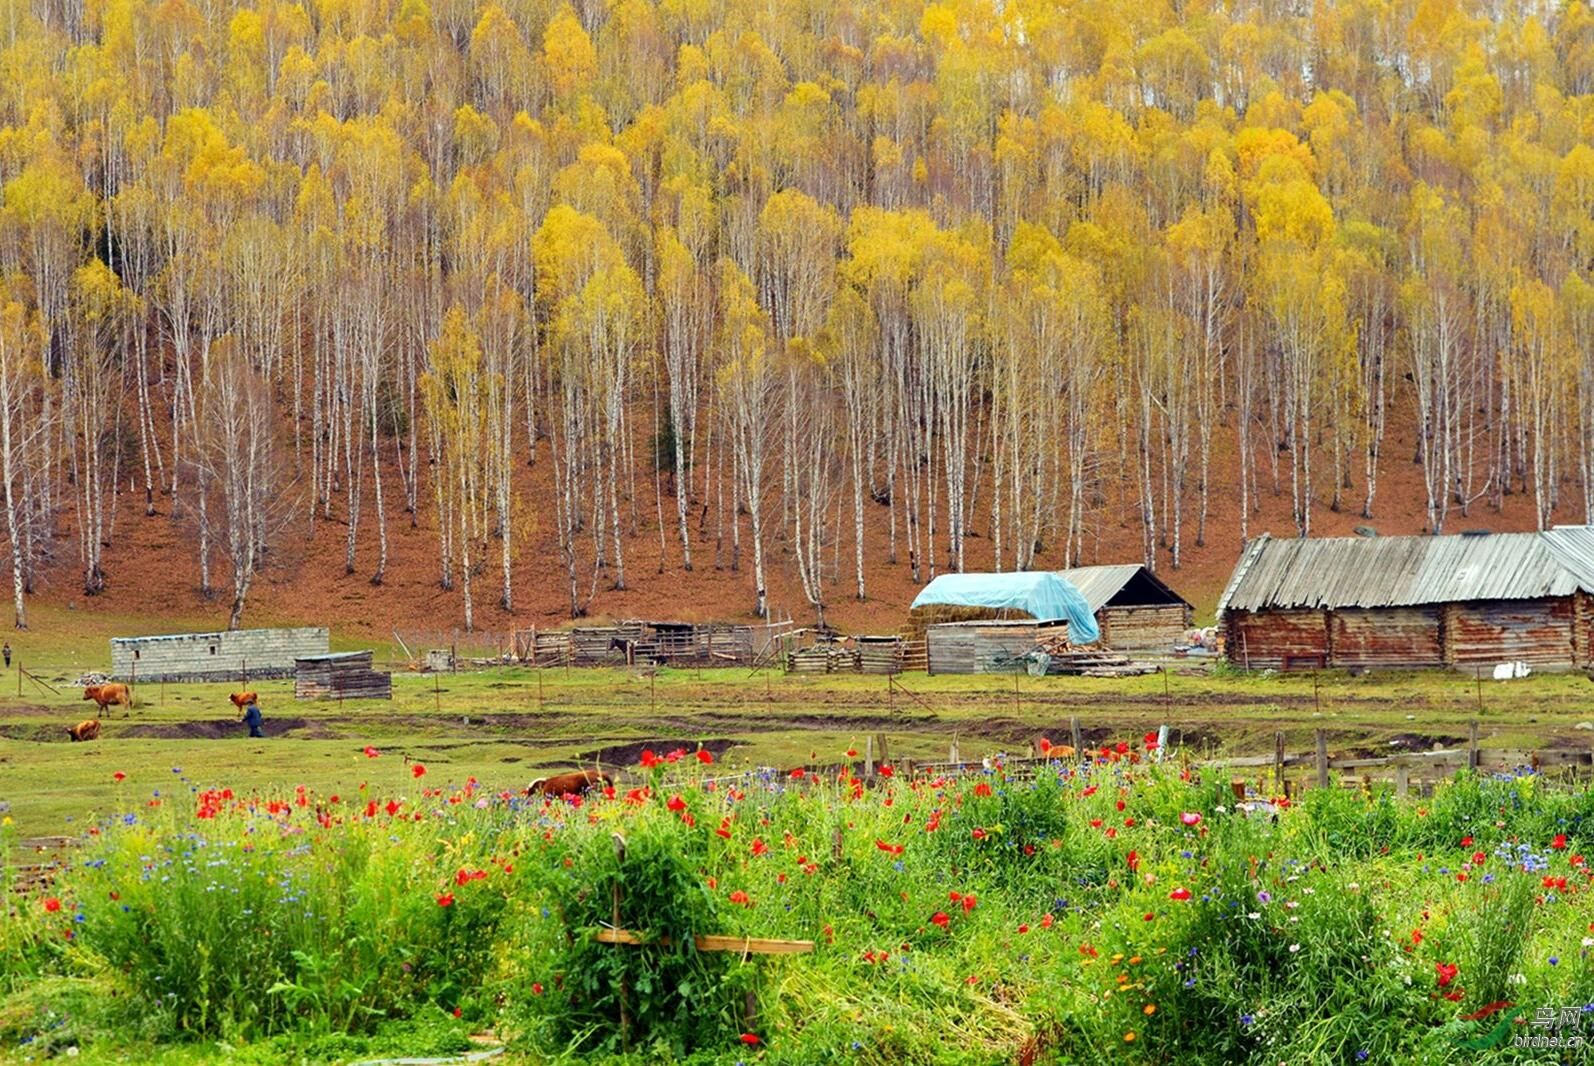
{"left": 1057, "top": 565, "right": 1189, "bottom": 613}
{"left": 1056, "top": 566, "right": 1142, "bottom": 612}
{"left": 1217, "top": 527, "right": 1594, "bottom": 614}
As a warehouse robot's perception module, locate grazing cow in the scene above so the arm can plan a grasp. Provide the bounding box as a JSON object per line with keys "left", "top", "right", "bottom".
{"left": 229, "top": 691, "right": 259, "bottom": 710}
{"left": 526, "top": 769, "right": 612, "bottom": 799}
{"left": 83, "top": 683, "right": 130, "bottom": 714}
{"left": 67, "top": 718, "right": 100, "bottom": 742}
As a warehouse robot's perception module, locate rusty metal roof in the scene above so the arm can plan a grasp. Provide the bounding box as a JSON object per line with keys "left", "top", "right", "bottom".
{"left": 1217, "top": 526, "right": 1594, "bottom": 615}
{"left": 1058, "top": 565, "right": 1191, "bottom": 613}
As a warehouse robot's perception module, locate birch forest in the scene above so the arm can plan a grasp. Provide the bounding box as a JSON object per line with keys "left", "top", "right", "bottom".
{"left": 0, "top": 0, "right": 1590, "bottom": 630}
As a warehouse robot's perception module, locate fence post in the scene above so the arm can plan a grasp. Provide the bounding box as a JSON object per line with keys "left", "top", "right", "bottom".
{"left": 1395, "top": 764, "right": 1409, "bottom": 799}
{"left": 864, "top": 735, "right": 873, "bottom": 776}
{"left": 1273, "top": 731, "right": 1286, "bottom": 793}
{"left": 613, "top": 833, "right": 629, "bottom": 1052}
{"left": 1070, "top": 716, "right": 1082, "bottom": 753}
{"left": 1468, "top": 720, "right": 1479, "bottom": 771}
{"left": 1315, "top": 729, "right": 1328, "bottom": 789}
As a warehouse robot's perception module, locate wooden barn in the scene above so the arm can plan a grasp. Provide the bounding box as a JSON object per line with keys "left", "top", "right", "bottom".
{"left": 1059, "top": 565, "right": 1193, "bottom": 653}
{"left": 1217, "top": 528, "right": 1594, "bottom": 671}
{"left": 294, "top": 651, "right": 393, "bottom": 700}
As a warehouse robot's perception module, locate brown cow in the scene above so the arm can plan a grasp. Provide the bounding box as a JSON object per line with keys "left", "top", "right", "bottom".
{"left": 229, "top": 691, "right": 259, "bottom": 710}
{"left": 526, "top": 769, "right": 612, "bottom": 799}
{"left": 83, "top": 683, "right": 130, "bottom": 714}
{"left": 67, "top": 719, "right": 101, "bottom": 742}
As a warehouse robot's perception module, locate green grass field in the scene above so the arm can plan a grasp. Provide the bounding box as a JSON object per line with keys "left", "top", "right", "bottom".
{"left": 6, "top": 608, "right": 1594, "bottom": 840}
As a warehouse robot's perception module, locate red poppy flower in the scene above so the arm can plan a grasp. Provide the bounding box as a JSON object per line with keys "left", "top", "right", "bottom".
{"left": 1471, "top": 851, "right": 1486, "bottom": 865}
{"left": 971, "top": 827, "right": 987, "bottom": 840}
{"left": 1169, "top": 887, "right": 1192, "bottom": 901}
{"left": 385, "top": 800, "right": 401, "bottom": 816}
{"left": 1181, "top": 812, "right": 1202, "bottom": 827}
{"left": 531, "top": 982, "right": 543, "bottom": 995}
{"left": 974, "top": 782, "right": 993, "bottom": 797}
{"left": 949, "top": 891, "right": 962, "bottom": 902}
{"left": 791, "top": 768, "right": 806, "bottom": 779}
{"left": 716, "top": 818, "right": 732, "bottom": 839}
{"left": 640, "top": 749, "right": 660, "bottom": 769}
{"left": 1143, "top": 731, "right": 1159, "bottom": 749}
{"left": 363, "top": 746, "right": 380, "bottom": 758}
{"left": 411, "top": 764, "right": 426, "bottom": 778}
{"left": 1082, "top": 786, "right": 1098, "bottom": 797}
{"left": 931, "top": 911, "right": 950, "bottom": 928}
{"left": 112, "top": 771, "right": 126, "bottom": 783}
{"left": 1039, "top": 737, "right": 1053, "bottom": 754}
{"left": 667, "top": 794, "right": 686, "bottom": 811}
{"left": 1435, "top": 962, "right": 1458, "bottom": 987}
{"left": 1017, "top": 923, "right": 1029, "bottom": 934}
{"left": 436, "top": 893, "right": 455, "bottom": 907}
{"left": 1127, "top": 850, "right": 1140, "bottom": 872}
{"left": 962, "top": 894, "right": 977, "bottom": 912}
{"left": 696, "top": 750, "right": 714, "bottom": 764}
{"left": 875, "top": 839, "right": 904, "bottom": 856}
{"left": 1552, "top": 834, "right": 1568, "bottom": 850}
{"left": 1460, "top": 835, "right": 1473, "bottom": 846}
{"left": 1115, "top": 742, "right": 1129, "bottom": 755}
{"left": 1090, "top": 819, "right": 1103, "bottom": 829}
{"left": 1040, "top": 913, "right": 1055, "bottom": 928}
{"left": 740, "top": 1033, "right": 760, "bottom": 1045}
{"left": 751, "top": 838, "right": 768, "bottom": 856}
{"left": 43, "top": 897, "right": 61, "bottom": 913}
{"left": 1411, "top": 928, "right": 1424, "bottom": 945}
{"left": 878, "top": 765, "right": 894, "bottom": 777}
{"left": 729, "top": 890, "right": 751, "bottom": 906}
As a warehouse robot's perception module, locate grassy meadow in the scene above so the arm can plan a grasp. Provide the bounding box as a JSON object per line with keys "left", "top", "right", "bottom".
{"left": 5, "top": 613, "right": 1594, "bottom": 1062}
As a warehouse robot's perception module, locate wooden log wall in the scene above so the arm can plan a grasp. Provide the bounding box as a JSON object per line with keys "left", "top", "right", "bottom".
{"left": 1448, "top": 598, "right": 1576, "bottom": 668}
{"left": 1099, "top": 605, "right": 1190, "bottom": 653}
{"left": 1330, "top": 607, "right": 1443, "bottom": 669}
{"left": 294, "top": 652, "right": 393, "bottom": 700}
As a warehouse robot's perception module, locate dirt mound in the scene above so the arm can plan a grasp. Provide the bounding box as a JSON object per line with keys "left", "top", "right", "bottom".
{"left": 576, "top": 737, "right": 738, "bottom": 767}
{"left": 119, "top": 717, "right": 335, "bottom": 740}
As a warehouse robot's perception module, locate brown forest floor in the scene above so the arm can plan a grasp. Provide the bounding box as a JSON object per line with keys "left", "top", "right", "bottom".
{"left": 25, "top": 398, "right": 1580, "bottom": 640}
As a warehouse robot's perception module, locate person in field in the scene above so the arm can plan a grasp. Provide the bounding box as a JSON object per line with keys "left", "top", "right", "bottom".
{"left": 237, "top": 697, "right": 264, "bottom": 738}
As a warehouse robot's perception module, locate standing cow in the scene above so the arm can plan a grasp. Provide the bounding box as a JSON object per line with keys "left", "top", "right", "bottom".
{"left": 83, "top": 683, "right": 131, "bottom": 714}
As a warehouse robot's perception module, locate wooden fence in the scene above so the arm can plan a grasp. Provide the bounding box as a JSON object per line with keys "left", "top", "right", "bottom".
{"left": 729, "top": 718, "right": 1593, "bottom": 801}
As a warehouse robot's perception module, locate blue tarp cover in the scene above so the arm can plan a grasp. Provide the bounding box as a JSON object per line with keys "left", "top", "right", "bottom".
{"left": 910, "top": 572, "right": 1100, "bottom": 644}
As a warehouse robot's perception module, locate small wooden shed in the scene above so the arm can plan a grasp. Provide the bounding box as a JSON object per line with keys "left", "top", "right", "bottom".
{"left": 1059, "top": 565, "right": 1194, "bottom": 653}
{"left": 926, "top": 620, "right": 1070, "bottom": 675}
{"left": 294, "top": 651, "right": 393, "bottom": 700}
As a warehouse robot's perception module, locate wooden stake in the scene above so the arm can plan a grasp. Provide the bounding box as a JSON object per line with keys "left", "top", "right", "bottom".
{"left": 537, "top": 666, "right": 544, "bottom": 712}
{"left": 1315, "top": 729, "right": 1328, "bottom": 790}
{"left": 1468, "top": 720, "right": 1479, "bottom": 771}
{"left": 864, "top": 735, "right": 873, "bottom": 776}
{"left": 1070, "top": 716, "right": 1082, "bottom": 753}
{"left": 1273, "top": 731, "right": 1285, "bottom": 792}
{"left": 613, "top": 833, "right": 629, "bottom": 1052}
{"left": 1395, "top": 764, "right": 1409, "bottom": 799}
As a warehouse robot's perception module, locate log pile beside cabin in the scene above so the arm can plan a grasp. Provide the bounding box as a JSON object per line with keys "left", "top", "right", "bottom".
{"left": 1218, "top": 527, "right": 1594, "bottom": 671}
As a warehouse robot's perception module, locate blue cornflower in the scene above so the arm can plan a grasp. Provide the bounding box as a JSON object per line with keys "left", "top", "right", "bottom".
{"left": 1240, "top": 1013, "right": 1255, "bottom": 1026}
{"left": 1356, "top": 1051, "right": 1369, "bottom": 1061}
